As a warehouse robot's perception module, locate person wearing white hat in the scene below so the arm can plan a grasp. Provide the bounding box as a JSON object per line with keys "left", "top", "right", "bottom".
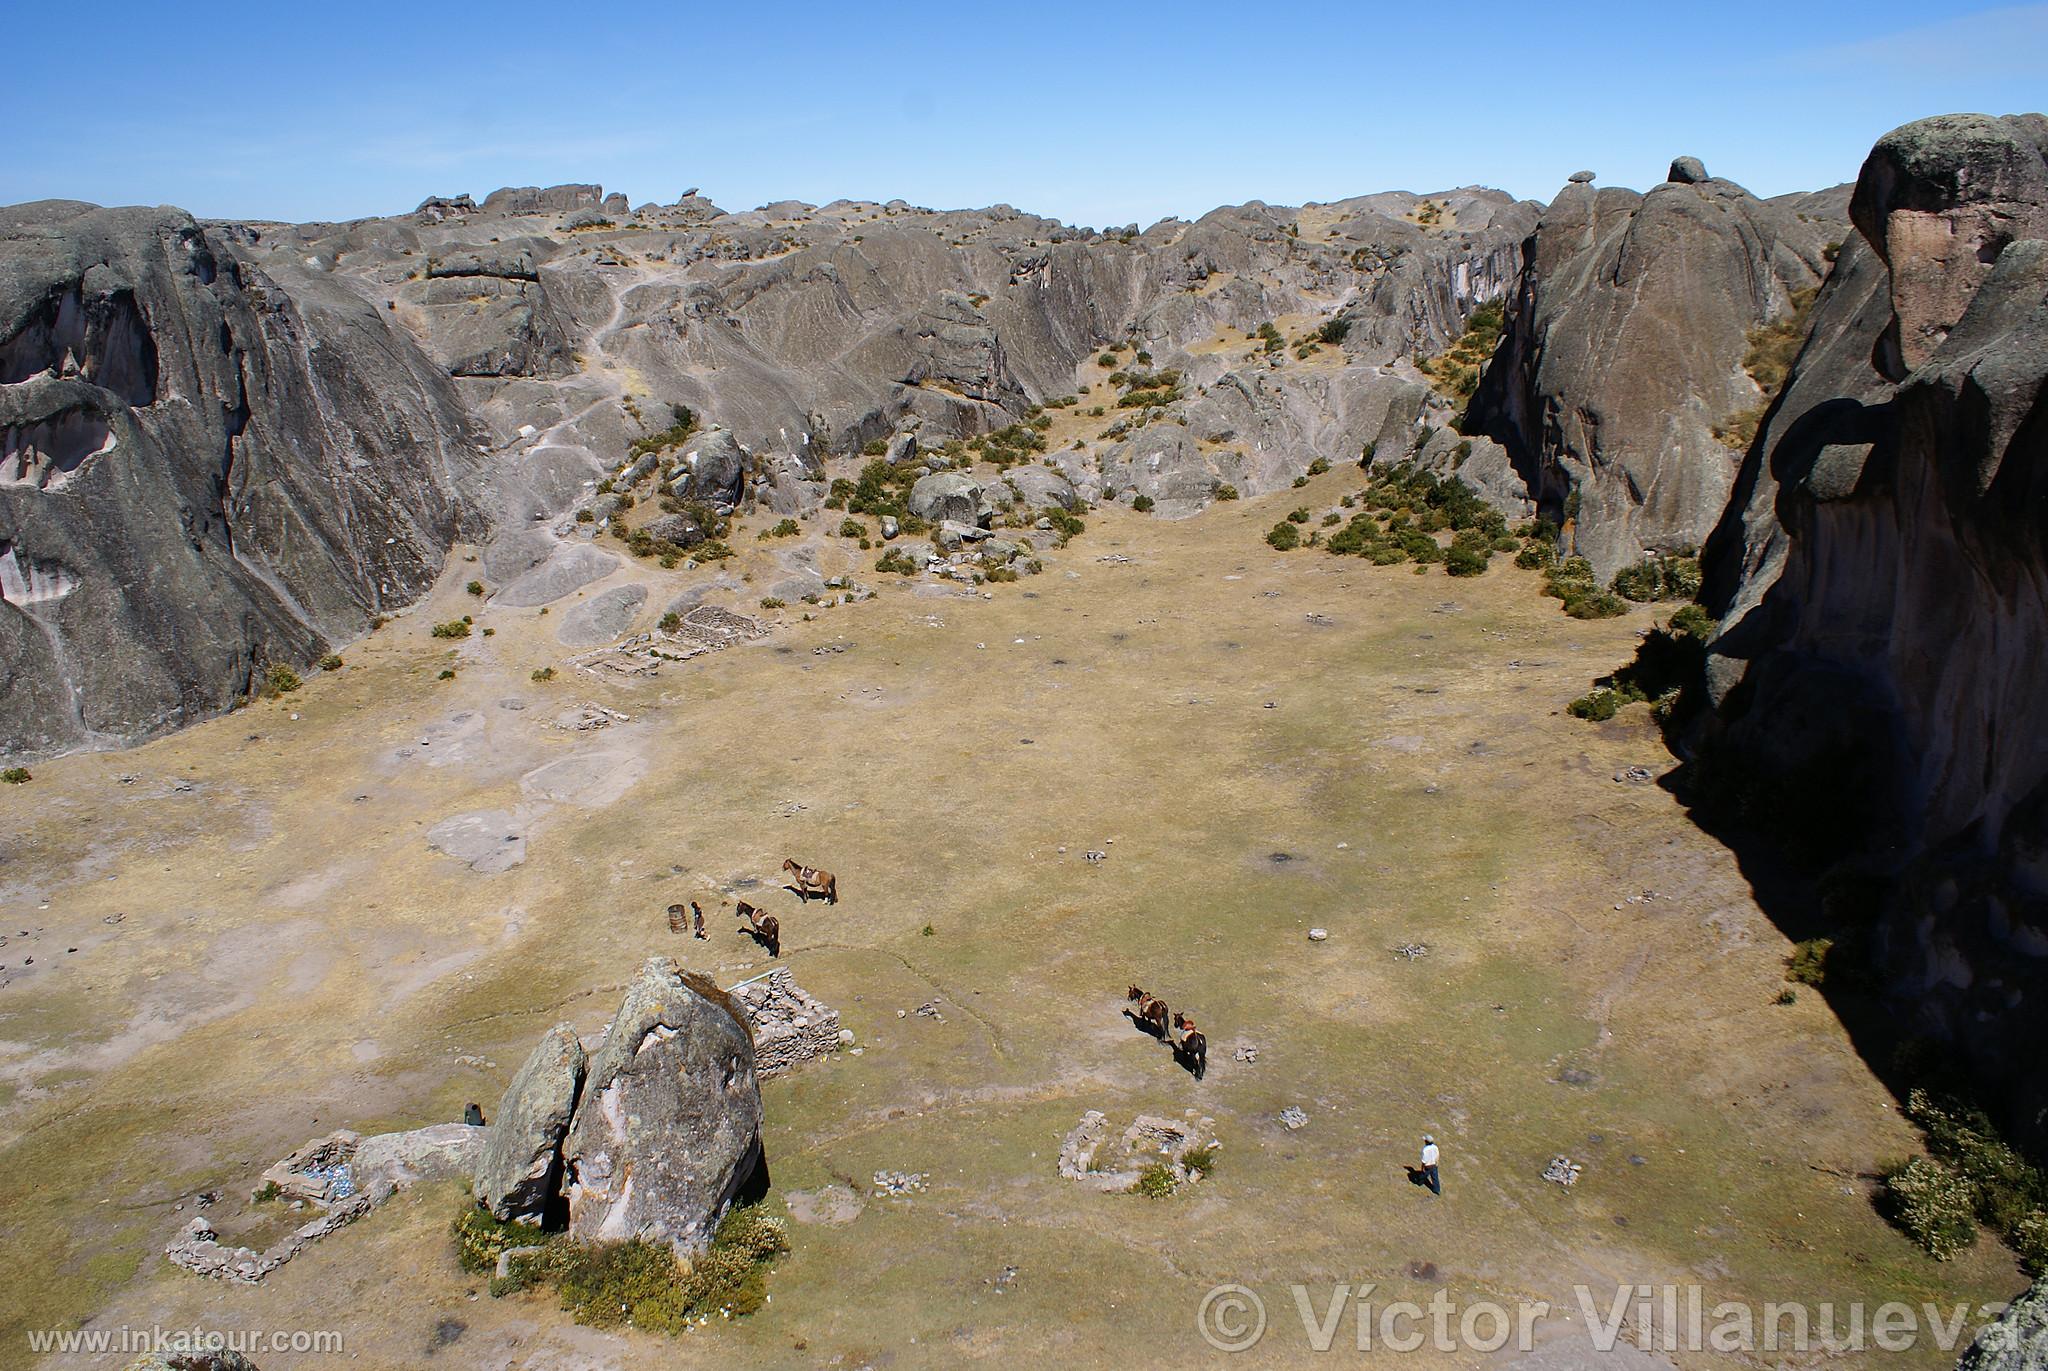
{"left": 1419, "top": 1134, "right": 1441, "bottom": 1196}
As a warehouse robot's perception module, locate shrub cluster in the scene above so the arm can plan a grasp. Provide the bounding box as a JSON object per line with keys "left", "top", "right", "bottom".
{"left": 1612, "top": 553, "right": 1703, "bottom": 603}
{"left": 627, "top": 405, "right": 698, "bottom": 461}
{"left": 458, "top": 1204, "right": 788, "bottom": 1333}
{"left": 1417, "top": 300, "right": 1504, "bottom": 402}
{"left": 1541, "top": 558, "right": 1628, "bottom": 619}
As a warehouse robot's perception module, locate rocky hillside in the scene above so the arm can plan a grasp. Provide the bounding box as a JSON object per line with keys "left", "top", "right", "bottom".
{"left": 2, "top": 180, "right": 1547, "bottom": 756}
{"left": 1695, "top": 114, "right": 2048, "bottom": 1142}
{"left": 1466, "top": 158, "right": 1846, "bottom": 579}
{"left": 1, "top": 201, "right": 489, "bottom": 756}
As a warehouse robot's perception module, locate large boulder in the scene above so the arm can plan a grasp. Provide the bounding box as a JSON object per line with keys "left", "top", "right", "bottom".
{"left": 476, "top": 1022, "right": 586, "bottom": 1223}
{"left": 1959, "top": 1279, "right": 2048, "bottom": 1369}
{"left": 1001, "top": 464, "right": 1079, "bottom": 511}
{"left": 560, "top": 957, "right": 764, "bottom": 1254}
{"left": 908, "top": 472, "right": 989, "bottom": 526}
{"left": 352, "top": 1123, "right": 486, "bottom": 1201}
{"left": 668, "top": 428, "right": 748, "bottom": 507}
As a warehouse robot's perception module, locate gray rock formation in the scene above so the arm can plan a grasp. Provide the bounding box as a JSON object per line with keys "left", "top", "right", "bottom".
{"left": 560, "top": 956, "right": 764, "bottom": 1254}
{"left": 0, "top": 202, "right": 488, "bottom": 756}
{"left": 127, "top": 1351, "right": 261, "bottom": 1371}
{"left": 476, "top": 1022, "right": 586, "bottom": 1223}
{"left": 351, "top": 1122, "right": 486, "bottom": 1201}
{"left": 1696, "top": 112, "right": 2048, "bottom": 1145}
{"left": 1958, "top": 1279, "right": 2048, "bottom": 1369}
{"left": 1467, "top": 165, "right": 1844, "bottom": 576}
{"left": 908, "top": 472, "right": 989, "bottom": 526}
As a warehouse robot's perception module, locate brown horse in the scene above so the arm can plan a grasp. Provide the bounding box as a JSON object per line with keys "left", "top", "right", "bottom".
{"left": 734, "top": 899, "right": 781, "bottom": 956}
{"left": 1125, "top": 985, "right": 1171, "bottom": 1039}
{"left": 782, "top": 858, "right": 837, "bottom": 905}
{"left": 1172, "top": 1011, "right": 1208, "bottom": 1080}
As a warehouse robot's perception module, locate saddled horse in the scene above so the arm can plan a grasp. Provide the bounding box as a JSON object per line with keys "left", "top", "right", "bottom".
{"left": 1172, "top": 1011, "right": 1208, "bottom": 1080}
{"left": 1125, "top": 985, "right": 1171, "bottom": 1039}
{"left": 734, "top": 899, "right": 781, "bottom": 956}
{"left": 782, "top": 858, "right": 838, "bottom": 905}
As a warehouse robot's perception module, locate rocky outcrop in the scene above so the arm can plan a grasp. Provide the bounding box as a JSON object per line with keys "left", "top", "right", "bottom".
{"left": 1468, "top": 162, "right": 1844, "bottom": 577}
{"left": 907, "top": 471, "right": 989, "bottom": 526}
{"left": 127, "top": 1351, "right": 261, "bottom": 1371}
{"left": 0, "top": 201, "right": 488, "bottom": 758}
{"left": 1696, "top": 113, "right": 2048, "bottom": 1145}
{"left": 560, "top": 957, "right": 764, "bottom": 1255}
{"left": 1958, "top": 1279, "right": 2048, "bottom": 1369}
{"left": 475, "top": 1022, "right": 586, "bottom": 1223}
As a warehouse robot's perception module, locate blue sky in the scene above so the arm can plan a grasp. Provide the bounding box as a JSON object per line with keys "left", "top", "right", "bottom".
{"left": 8, "top": 1, "right": 2042, "bottom": 226}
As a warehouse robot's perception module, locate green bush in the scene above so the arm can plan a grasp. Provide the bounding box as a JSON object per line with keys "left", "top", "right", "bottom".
{"left": 1131, "top": 494, "right": 1155, "bottom": 512}
{"left": 838, "top": 518, "right": 868, "bottom": 539}
{"left": 1567, "top": 689, "right": 1621, "bottom": 722}
{"left": 1286, "top": 507, "right": 1311, "bottom": 524}
{"left": 627, "top": 405, "right": 698, "bottom": 461}
{"left": 875, "top": 548, "right": 919, "bottom": 576}
{"left": 319, "top": 653, "right": 344, "bottom": 671}
{"left": 1182, "top": 1145, "right": 1218, "bottom": 1178}
{"left": 531, "top": 667, "right": 556, "bottom": 682}
{"left": 1214, "top": 484, "right": 1239, "bottom": 501}
{"left": 1612, "top": 554, "right": 1703, "bottom": 603}
{"left": 466, "top": 579, "right": 485, "bottom": 597}
{"left": 1786, "top": 937, "right": 1833, "bottom": 986}
{"left": 1444, "top": 544, "right": 1489, "bottom": 577}
{"left": 1669, "top": 603, "right": 1716, "bottom": 640}
{"left": 575, "top": 508, "right": 595, "bottom": 523}
{"left": 767, "top": 518, "right": 801, "bottom": 539}
{"left": 1266, "top": 522, "right": 1301, "bottom": 550}
{"left": 759, "top": 597, "right": 785, "bottom": 609}
{"left": 264, "top": 665, "right": 302, "bottom": 695}
{"left": 659, "top": 612, "right": 682, "bottom": 633}
{"left": 1315, "top": 318, "right": 1351, "bottom": 346}
{"left": 432, "top": 619, "right": 471, "bottom": 639}
{"left": 1135, "top": 1163, "right": 1178, "bottom": 1199}
{"left": 1, "top": 767, "right": 30, "bottom": 785}
{"left": 1880, "top": 1157, "right": 1979, "bottom": 1261}
{"left": 1307, "top": 457, "right": 1331, "bottom": 476}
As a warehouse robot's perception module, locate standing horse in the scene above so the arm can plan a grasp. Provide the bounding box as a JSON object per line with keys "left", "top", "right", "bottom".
{"left": 734, "top": 899, "right": 781, "bottom": 956}
{"left": 1125, "top": 985, "right": 1171, "bottom": 1038}
{"left": 1172, "top": 1011, "right": 1208, "bottom": 1080}
{"left": 782, "top": 858, "right": 838, "bottom": 905}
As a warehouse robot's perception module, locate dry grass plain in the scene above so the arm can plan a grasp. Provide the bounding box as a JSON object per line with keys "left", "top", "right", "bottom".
{"left": 0, "top": 467, "right": 2021, "bottom": 1369}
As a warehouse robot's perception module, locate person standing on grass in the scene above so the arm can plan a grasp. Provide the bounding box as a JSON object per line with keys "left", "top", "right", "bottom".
{"left": 1420, "top": 1134, "right": 1441, "bottom": 1196}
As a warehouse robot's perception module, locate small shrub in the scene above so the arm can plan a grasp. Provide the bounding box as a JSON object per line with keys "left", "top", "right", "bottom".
{"left": 1880, "top": 1157, "right": 1979, "bottom": 1261}
{"left": 1214, "top": 484, "right": 1239, "bottom": 501}
{"left": 1292, "top": 475, "right": 1310, "bottom": 489}
{"left": 1, "top": 767, "right": 30, "bottom": 785}
{"left": 767, "top": 518, "right": 801, "bottom": 539}
{"left": 1266, "top": 522, "right": 1301, "bottom": 551}
{"left": 1567, "top": 689, "right": 1621, "bottom": 722}
{"left": 319, "top": 654, "right": 344, "bottom": 671}
{"left": 875, "top": 548, "right": 919, "bottom": 576}
{"left": 1287, "top": 507, "right": 1311, "bottom": 524}
{"left": 1307, "top": 457, "right": 1331, "bottom": 476}
{"left": 431, "top": 619, "right": 471, "bottom": 639}
{"left": 1444, "top": 544, "right": 1489, "bottom": 577}
{"left": 251, "top": 1180, "right": 282, "bottom": 1203}
{"left": 466, "top": 579, "right": 485, "bottom": 597}
{"left": 1786, "top": 937, "right": 1834, "bottom": 986}
{"left": 921, "top": 923, "right": 935, "bottom": 937}
{"left": 838, "top": 518, "right": 868, "bottom": 540}
{"left": 575, "top": 508, "right": 595, "bottom": 523}
{"left": 437, "top": 668, "right": 457, "bottom": 681}
{"left": 1182, "top": 1145, "right": 1218, "bottom": 1178}
{"left": 1134, "top": 1163, "right": 1178, "bottom": 1199}
{"left": 1774, "top": 987, "right": 1798, "bottom": 1006}
{"left": 759, "top": 597, "right": 785, "bottom": 609}
{"left": 1669, "top": 603, "right": 1716, "bottom": 640}
{"left": 1132, "top": 494, "right": 1155, "bottom": 512}
{"left": 659, "top": 612, "right": 682, "bottom": 633}
{"left": 264, "top": 664, "right": 302, "bottom": 695}
{"left": 531, "top": 667, "right": 556, "bottom": 682}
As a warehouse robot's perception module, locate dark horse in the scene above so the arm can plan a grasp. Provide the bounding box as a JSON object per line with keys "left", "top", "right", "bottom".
{"left": 735, "top": 899, "right": 781, "bottom": 956}
{"left": 1125, "top": 985, "right": 1171, "bottom": 1038}
{"left": 1172, "top": 1011, "right": 1208, "bottom": 1080}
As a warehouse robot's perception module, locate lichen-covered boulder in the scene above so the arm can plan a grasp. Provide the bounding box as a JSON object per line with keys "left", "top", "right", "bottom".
{"left": 560, "top": 957, "right": 763, "bottom": 1255}
{"left": 475, "top": 1022, "right": 586, "bottom": 1223}
{"left": 907, "top": 471, "right": 988, "bottom": 527}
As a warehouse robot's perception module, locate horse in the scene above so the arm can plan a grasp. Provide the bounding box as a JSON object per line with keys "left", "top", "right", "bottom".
{"left": 1172, "top": 1011, "right": 1208, "bottom": 1080}
{"left": 782, "top": 858, "right": 838, "bottom": 905}
{"left": 734, "top": 899, "right": 781, "bottom": 956}
{"left": 1125, "top": 985, "right": 1171, "bottom": 1039}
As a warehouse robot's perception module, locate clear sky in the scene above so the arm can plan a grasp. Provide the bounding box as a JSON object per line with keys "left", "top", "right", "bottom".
{"left": 8, "top": 1, "right": 2042, "bottom": 227}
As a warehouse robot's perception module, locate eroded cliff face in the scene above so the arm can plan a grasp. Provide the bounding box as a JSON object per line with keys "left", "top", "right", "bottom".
{"left": 1468, "top": 162, "right": 1844, "bottom": 579}
{"left": 1698, "top": 114, "right": 2048, "bottom": 1141}
{"left": 0, "top": 202, "right": 489, "bottom": 756}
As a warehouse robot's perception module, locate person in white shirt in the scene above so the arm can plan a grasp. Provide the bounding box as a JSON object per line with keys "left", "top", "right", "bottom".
{"left": 1419, "top": 1134, "right": 1441, "bottom": 1195}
